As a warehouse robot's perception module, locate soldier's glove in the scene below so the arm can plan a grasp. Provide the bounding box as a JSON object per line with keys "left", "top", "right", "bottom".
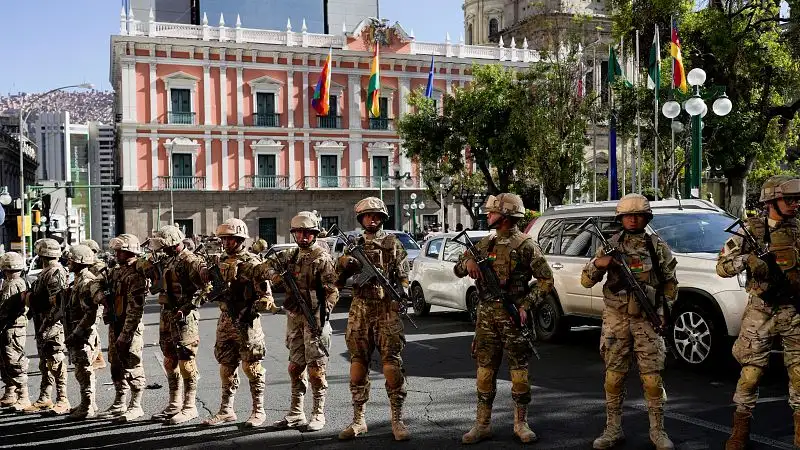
{"left": 746, "top": 254, "right": 769, "bottom": 279}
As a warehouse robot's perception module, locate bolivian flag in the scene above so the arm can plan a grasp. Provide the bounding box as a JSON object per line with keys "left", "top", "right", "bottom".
{"left": 671, "top": 18, "right": 688, "bottom": 93}
{"left": 312, "top": 48, "right": 332, "bottom": 115}
{"left": 367, "top": 43, "right": 381, "bottom": 118}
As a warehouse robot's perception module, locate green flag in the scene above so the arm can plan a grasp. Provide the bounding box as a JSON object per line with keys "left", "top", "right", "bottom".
{"left": 608, "top": 46, "right": 632, "bottom": 87}
{"left": 648, "top": 25, "right": 661, "bottom": 97}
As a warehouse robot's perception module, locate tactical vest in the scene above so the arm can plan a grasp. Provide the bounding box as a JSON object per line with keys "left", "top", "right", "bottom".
{"left": 605, "top": 232, "right": 661, "bottom": 291}
{"left": 745, "top": 217, "right": 800, "bottom": 296}
{"left": 284, "top": 245, "right": 326, "bottom": 312}
{"left": 66, "top": 270, "right": 97, "bottom": 333}
{"left": 480, "top": 230, "right": 534, "bottom": 302}
{"left": 353, "top": 231, "right": 399, "bottom": 300}
{"left": 160, "top": 250, "right": 201, "bottom": 307}
{"left": 218, "top": 250, "right": 260, "bottom": 308}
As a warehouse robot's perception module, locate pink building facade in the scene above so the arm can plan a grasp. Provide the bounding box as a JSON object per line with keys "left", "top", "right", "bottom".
{"left": 111, "top": 10, "right": 537, "bottom": 242}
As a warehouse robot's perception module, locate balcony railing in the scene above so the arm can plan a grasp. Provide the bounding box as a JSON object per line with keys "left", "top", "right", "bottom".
{"left": 317, "top": 115, "right": 342, "bottom": 129}
{"left": 169, "top": 111, "right": 196, "bottom": 125}
{"left": 368, "top": 117, "right": 392, "bottom": 130}
{"left": 303, "top": 176, "right": 421, "bottom": 189}
{"left": 254, "top": 112, "right": 280, "bottom": 127}
{"left": 244, "top": 175, "right": 289, "bottom": 189}
{"left": 157, "top": 176, "right": 206, "bottom": 190}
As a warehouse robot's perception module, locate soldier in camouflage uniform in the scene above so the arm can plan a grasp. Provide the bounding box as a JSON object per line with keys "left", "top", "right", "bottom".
{"left": 83, "top": 239, "right": 108, "bottom": 370}
{"left": 454, "top": 193, "right": 554, "bottom": 445}
{"left": 581, "top": 193, "right": 678, "bottom": 450}
{"left": 259, "top": 212, "right": 339, "bottom": 432}
{"left": 23, "top": 239, "right": 70, "bottom": 415}
{"left": 63, "top": 244, "right": 106, "bottom": 420}
{"left": 336, "top": 197, "right": 411, "bottom": 441}
{"left": 96, "top": 234, "right": 148, "bottom": 422}
{"left": 717, "top": 176, "right": 800, "bottom": 449}
{"left": 202, "top": 218, "right": 272, "bottom": 428}
{"left": 0, "top": 252, "right": 30, "bottom": 411}
{"left": 145, "top": 225, "right": 208, "bottom": 425}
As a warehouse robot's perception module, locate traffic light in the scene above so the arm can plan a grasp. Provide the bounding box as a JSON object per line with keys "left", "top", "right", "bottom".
{"left": 65, "top": 181, "right": 75, "bottom": 198}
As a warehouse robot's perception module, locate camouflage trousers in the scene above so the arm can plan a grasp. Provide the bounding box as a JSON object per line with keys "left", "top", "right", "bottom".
{"left": 33, "top": 316, "right": 67, "bottom": 401}
{"left": 345, "top": 297, "right": 406, "bottom": 406}
{"left": 600, "top": 307, "right": 665, "bottom": 374}
{"left": 0, "top": 325, "right": 28, "bottom": 392}
{"left": 285, "top": 310, "right": 331, "bottom": 367}
{"left": 214, "top": 310, "right": 266, "bottom": 400}
{"left": 108, "top": 323, "right": 146, "bottom": 391}
{"left": 732, "top": 298, "right": 800, "bottom": 410}
{"left": 159, "top": 308, "right": 199, "bottom": 363}
{"left": 67, "top": 328, "right": 101, "bottom": 401}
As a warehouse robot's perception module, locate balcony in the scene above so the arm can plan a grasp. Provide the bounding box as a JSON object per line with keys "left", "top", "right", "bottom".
{"left": 254, "top": 112, "right": 280, "bottom": 127}
{"left": 303, "top": 176, "right": 421, "bottom": 189}
{"left": 169, "top": 111, "right": 196, "bottom": 125}
{"left": 317, "top": 115, "right": 342, "bottom": 129}
{"left": 157, "top": 176, "right": 206, "bottom": 190}
{"left": 244, "top": 175, "right": 289, "bottom": 189}
{"left": 368, "top": 117, "right": 392, "bottom": 130}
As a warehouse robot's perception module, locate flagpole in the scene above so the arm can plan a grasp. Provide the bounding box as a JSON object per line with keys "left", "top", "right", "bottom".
{"left": 592, "top": 45, "right": 597, "bottom": 202}
{"left": 670, "top": 16, "right": 676, "bottom": 197}
{"left": 653, "top": 23, "right": 660, "bottom": 200}
{"left": 619, "top": 36, "right": 625, "bottom": 197}
{"left": 635, "top": 30, "right": 643, "bottom": 194}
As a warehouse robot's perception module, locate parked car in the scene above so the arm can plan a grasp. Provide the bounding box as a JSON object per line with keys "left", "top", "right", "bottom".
{"left": 408, "top": 231, "right": 491, "bottom": 324}
{"left": 525, "top": 199, "right": 747, "bottom": 368}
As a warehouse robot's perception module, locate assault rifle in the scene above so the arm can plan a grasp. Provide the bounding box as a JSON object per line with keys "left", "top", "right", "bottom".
{"left": 100, "top": 266, "right": 122, "bottom": 335}
{"left": 579, "top": 218, "right": 678, "bottom": 359}
{"left": 451, "top": 230, "right": 540, "bottom": 360}
{"left": 265, "top": 247, "right": 329, "bottom": 357}
{"left": 202, "top": 262, "right": 258, "bottom": 330}
{"left": 328, "top": 225, "right": 417, "bottom": 329}
{"left": 724, "top": 218, "right": 799, "bottom": 308}
{"left": 38, "top": 281, "right": 71, "bottom": 336}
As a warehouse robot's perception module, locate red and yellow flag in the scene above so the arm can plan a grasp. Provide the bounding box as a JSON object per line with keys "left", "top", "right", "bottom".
{"left": 312, "top": 49, "right": 332, "bottom": 115}
{"left": 366, "top": 43, "right": 381, "bottom": 118}
{"left": 671, "top": 18, "right": 688, "bottom": 93}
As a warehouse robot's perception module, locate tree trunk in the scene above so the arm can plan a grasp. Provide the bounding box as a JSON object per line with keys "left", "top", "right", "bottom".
{"left": 725, "top": 170, "right": 747, "bottom": 218}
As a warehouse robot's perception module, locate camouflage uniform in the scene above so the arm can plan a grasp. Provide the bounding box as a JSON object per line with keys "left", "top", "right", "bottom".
{"left": 717, "top": 176, "right": 800, "bottom": 449}
{"left": 259, "top": 212, "right": 339, "bottom": 431}
{"left": 144, "top": 225, "right": 207, "bottom": 425}
{"left": 336, "top": 197, "right": 411, "bottom": 441}
{"left": 203, "top": 218, "right": 271, "bottom": 428}
{"left": 581, "top": 194, "right": 678, "bottom": 450}
{"left": 24, "top": 239, "right": 70, "bottom": 415}
{"left": 83, "top": 240, "right": 108, "bottom": 371}
{"left": 96, "top": 234, "right": 148, "bottom": 422}
{"left": 0, "top": 252, "right": 30, "bottom": 411}
{"left": 454, "top": 193, "right": 554, "bottom": 445}
{"left": 64, "top": 244, "right": 105, "bottom": 420}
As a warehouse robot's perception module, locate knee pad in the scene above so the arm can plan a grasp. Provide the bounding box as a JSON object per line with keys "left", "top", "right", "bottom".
{"left": 178, "top": 359, "right": 197, "bottom": 379}
{"left": 789, "top": 365, "right": 800, "bottom": 393}
{"left": 288, "top": 362, "right": 306, "bottom": 380}
{"left": 242, "top": 361, "right": 264, "bottom": 381}
{"left": 308, "top": 364, "right": 325, "bottom": 381}
{"left": 476, "top": 366, "right": 496, "bottom": 394}
{"left": 604, "top": 370, "right": 626, "bottom": 396}
{"left": 738, "top": 365, "right": 764, "bottom": 393}
{"left": 350, "top": 360, "right": 368, "bottom": 381}
{"left": 510, "top": 369, "right": 530, "bottom": 395}
{"left": 640, "top": 373, "right": 665, "bottom": 401}
{"left": 382, "top": 363, "right": 404, "bottom": 389}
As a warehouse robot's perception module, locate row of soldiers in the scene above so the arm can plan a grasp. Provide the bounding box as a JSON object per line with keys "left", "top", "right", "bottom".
{"left": 0, "top": 175, "right": 799, "bottom": 448}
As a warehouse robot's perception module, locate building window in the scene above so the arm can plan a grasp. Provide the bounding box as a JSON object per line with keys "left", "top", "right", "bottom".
{"left": 255, "top": 154, "right": 278, "bottom": 188}
{"left": 320, "top": 216, "right": 338, "bottom": 231}
{"left": 170, "top": 88, "right": 194, "bottom": 124}
{"left": 318, "top": 95, "right": 340, "bottom": 128}
{"left": 489, "top": 18, "right": 499, "bottom": 37}
{"left": 369, "top": 97, "right": 391, "bottom": 130}
{"left": 372, "top": 155, "right": 388, "bottom": 187}
{"left": 467, "top": 23, "right": 473, "bottom": 45}
{"left": 258, "top": 217, "right": 277, "bottom": 246}
{"left": 255, "top": 92, "right": 279, "bottom": 127}
{"left": 175, "top": 219, "right": 194, "bottom": 237}
{"left": 171, "top": 153, "right": 194, "bottom": 189}
{"left": 320, "top": 154, "right": 338, "bottom": 187}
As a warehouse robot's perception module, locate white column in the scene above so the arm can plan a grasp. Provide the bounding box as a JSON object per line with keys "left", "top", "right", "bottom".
{"left": 237, "top": 136, "right": 245, "bottom": 187}
{"left": 303, "top": 72, "right": 310, "bottom": 128}
{"left": 303, "top": 138, "right": 310, "bottom": 179}
{"left": 220, "top": 137, "right": 229, "bottom": 190}
{"left": 150, "top": 137, "right": 159, "bottom": 187}
{"left": 287, "top": 137, "right": 296, "bottom": 186}
{"left": 236, "top": 67, "right": 244, "bottom": 125}
{"left": 128, "top": 63, "right": 138, "bottom": 123}
{"left": 121, "top": 63, "right": 132, "bottom": 122}
{"left": 149, "top": 63, "right": 158, "bottom": 123}
{"left": 349, "top": 136, "right": 362, "bottom": 177}
{"left": 287, "top": 69, "right": 295, "bottom": 128}
{"left": 398, "top": 77, "right": 412, "bottom": 175}
{"left": 349, "top": 74, "right": 361, "bottom": 130}
{"left": 203, "top": 65, "right": 211, "bottom": 125}
{"left": 219, "top": 65, "right": 228, "bottom": 126}
{"left": 204, "top": 139, "right": 212, "bottom": 190}
{"left": 121, "top": 135, "right": 137, "bottom": 190}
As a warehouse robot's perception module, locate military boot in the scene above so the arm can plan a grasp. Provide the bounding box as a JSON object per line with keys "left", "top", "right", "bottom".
{"left": 67, "top": 373, "right": 97, "bottom": 421}
{"left": 169, "top": 377, "right": 198, "bottom": 425}
{"left": 648, "top": 408, "right": 674, "bottom": 450}
{"left": 306, "top": 393, "right": 326, "bottom": 432}
{"left": 202, "top": 390, "right": 236, "bottom": 426}
{"left": 97, "top": 383, "right": 128, "bottom": 419}
{"left": 273, "top": 393, "right": 307, "bottom": 429}
{"left": 338, "top": 402, "right": 368, "bottom": 440}
{"left": 513, "top": 403, "right": 538, "bottom": 443}
{"left": 151, "top": 373, "right": 181, "bottom": 421}
{"left": 0, "top": 386, "right": 17, "bottom": 408}
{"left": 593, "top": 406, "right": 624, "bottom": 449}
{"left": 23, "top": 397, "right": 53, "bottom": 414}
{"left": 462, "top": 402, "right": 493, "bottom": 444}
{"left": 115, "top": 388, "right": 144, "bottom": 423}
{"left": 243, "top": 381, "right": 265, "bottom": 428}
{"left": 10, "top": 385, "right": 31, "bottom": 412}
{"left": 390, "top": 403, "right": 410, "bottom": 441}
{"left": 49, "top": 384, "right": 71, "bottom": 416}
{"left": 725, "top": 410, "right": 752, "bottom": 450}
{"left": 794, "top": 411, "right": 800, "bottom": 448}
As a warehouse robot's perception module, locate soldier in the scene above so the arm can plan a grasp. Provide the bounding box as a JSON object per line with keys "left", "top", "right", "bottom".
{"left": 581, "top": 193, "right": 678, "bottom": 450}
{"left": 259, "top": 212, "right": 339, "bottom": 432}
{"left": 145, "top": 225, "right": 207, "bottom": 425}
{"left": 717, "top": 176, "right": 800, "bottom": 449}
{"left": 63, "top": 244, "right": 105, "bottom": 420}
{"left": 251, "top": 238, "right": 269, "bottom": 256}
{"left": 454, "top": 193, "right": 554, "bottom": 445}
{"left": 23, "top": 239, "right": 70, "bottom": 415}
{"left": 83, "top": 239, "right": 108, "bottom": 370}
{"left": 96, "top": 234, "right": 148, "bottom": 422}
{"left": 335, "top": 197, "right": 410, "bottom": 441}
{"left": 202, "top": 218, "right": 272, "bottom": 428}
{"left": 0, "top": 252, "right": 30, "bottom": 411}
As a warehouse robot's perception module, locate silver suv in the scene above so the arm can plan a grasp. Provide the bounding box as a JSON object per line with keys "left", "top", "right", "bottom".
{"left": 526, "top": 199, "right": 748, "bottom": 368}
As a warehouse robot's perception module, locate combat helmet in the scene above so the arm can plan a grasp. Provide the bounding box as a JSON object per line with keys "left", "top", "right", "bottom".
{"left": 83, "top": 239, "right": 100, "bottom": 253}
{"left": 251, "top": 238, "right": 269, "bottom": 254}
{"left": 182, "top": 238, "right": 196, "bottom": 252}
{"left": 109, "top": 234, "right": 143, "bottom": 255}
{"left": 484, "top": 193, "right": 526, "bottom": 218}
{"left": 69, "top": 244, "right": 97, "bottom": 265}
{"left": 157, "top": 225, "right": 186, "bottom": 248}
{"left": 615, "top": 193, "right": 653, "bottom": 221}
{"left": 36, "top": 238, "right": 62, "bottom": 258}
{"left": 354, "top": 197, "right": 389, "bottom": 222}
{"left": 216, "top": 218, "right": 250, "bottom": 239}
{"left": 291, "top": 211, "right": 321, "bottom": 233}
{"left": 759, "top": 175, "right": 800, "bottom": 203}
{"left": 0, "top": 252, "right": 25, "bottom": 271}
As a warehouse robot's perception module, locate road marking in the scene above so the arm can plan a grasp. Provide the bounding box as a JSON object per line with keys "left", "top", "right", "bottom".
{"left": 629, "top": 402, "right": 794, "bottom": 449}
{"left": 405, "top": 331, "right": 474, "bottom": 343}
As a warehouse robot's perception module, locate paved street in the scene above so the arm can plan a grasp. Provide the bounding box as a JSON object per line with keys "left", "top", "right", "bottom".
{"left": 1, "top": 295, "right": 795, "bottom": 449}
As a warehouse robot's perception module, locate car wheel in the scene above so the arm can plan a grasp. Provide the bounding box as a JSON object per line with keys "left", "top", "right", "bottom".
{"left": 466, "top": 289, "right": 479, "bottom": 325}
{"left": 670, "top": 303, "right": 722, "bottom": 367}
{"left": 534, "top": 295, "right": 569, "bottom": 342}
{"left": 411, "top": 284, "right": 431, "bottom": 317}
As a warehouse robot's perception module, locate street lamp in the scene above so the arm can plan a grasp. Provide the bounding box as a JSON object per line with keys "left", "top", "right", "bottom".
{"left": 661, "top": 68, "right": 732, "bottom": 199}
{"left": 387, "top": 162, "right": 414, "bottom": 230}
{"left": 0, "top": 187, "right": 11, "bottom": 206}
{"left": 402, "top": 193, "right": 425, "bottom": 236}
{"left": 17, "top": 82, "right": 94, "bottom": 263}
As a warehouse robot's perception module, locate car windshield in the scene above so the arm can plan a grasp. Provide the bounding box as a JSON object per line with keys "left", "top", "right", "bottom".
{"left": 394, "top": 233, "right": 420, "bottom": 250}
{"left": 649, "top": 211, "right": 737, "bottom": 254}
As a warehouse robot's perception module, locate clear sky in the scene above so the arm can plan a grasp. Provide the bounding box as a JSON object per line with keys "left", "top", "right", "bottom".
{"left": 0, "top": 0, "right": 466, "bottom": 95}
